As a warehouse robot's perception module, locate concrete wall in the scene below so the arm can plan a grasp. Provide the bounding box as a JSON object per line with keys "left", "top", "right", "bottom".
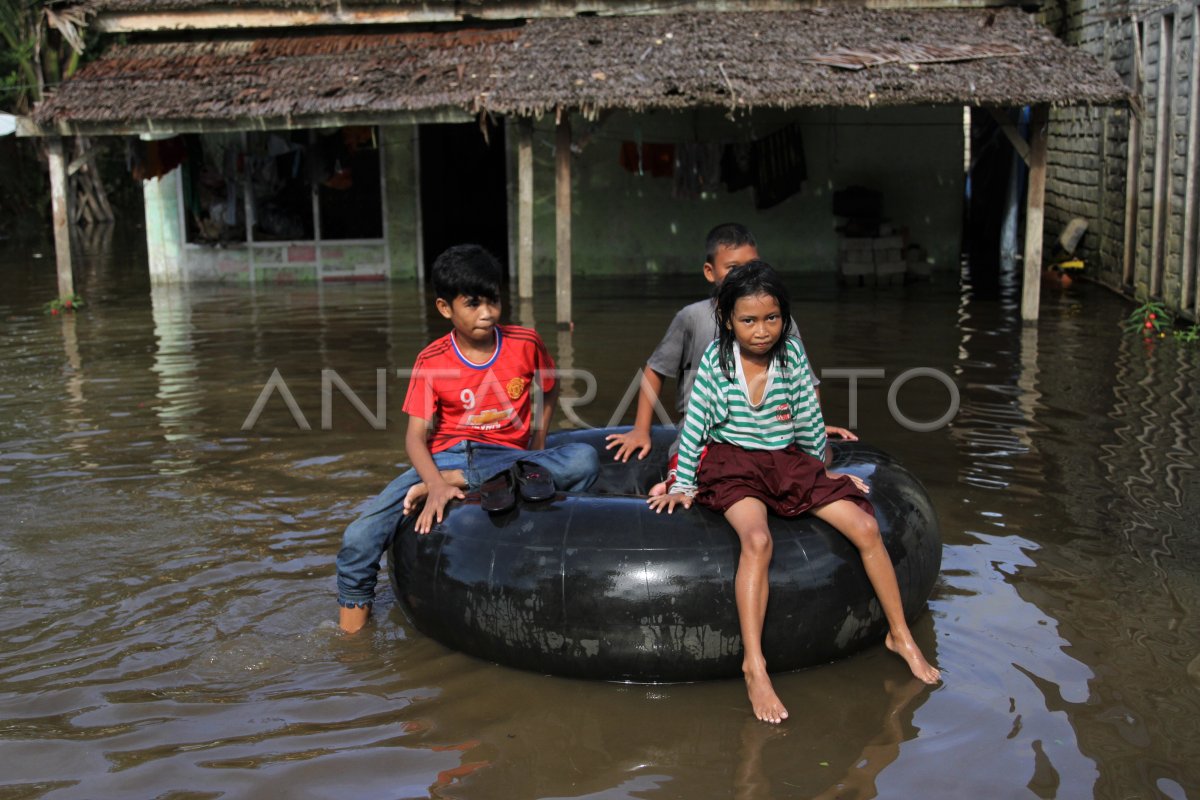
{"left": 1043, "top": 0, "right": 1200, "bottom": 316}
{"left": 515, "top": 106, "right": 964, "bottom": 277}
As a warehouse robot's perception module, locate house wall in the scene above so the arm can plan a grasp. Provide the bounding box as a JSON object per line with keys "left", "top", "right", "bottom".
{"left": 516, "top": 106, "right": 964, "bottom": 278}
{"left": 1043, "top": 0, "right": 1200, "bottom": 317}
{"left": 140, "top": 111, "right": 963, "bottom": 284}
{"left": 142, "top": 125, "right": 420, "bottom": 284}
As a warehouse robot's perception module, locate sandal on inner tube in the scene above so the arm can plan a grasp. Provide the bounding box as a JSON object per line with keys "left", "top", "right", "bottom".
{"left": 479, "top": 468, "right": 517, "bottom": 513}
{"left": 514, "top": 460, "right": 555, "bottom": 502}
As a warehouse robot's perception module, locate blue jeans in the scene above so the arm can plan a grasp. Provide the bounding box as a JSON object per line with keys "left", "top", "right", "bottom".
{"left": 336, "top": 440, "right": 599, "bottom": 608}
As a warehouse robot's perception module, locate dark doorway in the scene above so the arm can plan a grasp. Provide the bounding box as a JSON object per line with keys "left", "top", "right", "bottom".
{"left": 964, "top": 108, "right": 1017, "bottom": 299}
{"left": 419, "top": 121, "right": 508, "bottom": 278}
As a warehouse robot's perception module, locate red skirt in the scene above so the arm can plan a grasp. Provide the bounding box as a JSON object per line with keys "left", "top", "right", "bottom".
{"left": 694, "top": 442, "right": 874, "bottom": 518}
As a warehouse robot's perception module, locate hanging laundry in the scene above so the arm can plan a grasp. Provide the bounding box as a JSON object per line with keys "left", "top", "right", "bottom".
{"left": 751, "top": 123, "right": 807, "bottom": 210}
{"left": 673, "top": 142, "right": 722, "bottom": 199}
{"left": 720, "top": 142, "right": 755, "bottom": 192}
{"left": 618, "top": 141, "right": 675, "bottom": 178}
{"left": 130, "top": 136, "right": 188, "bottom": 182}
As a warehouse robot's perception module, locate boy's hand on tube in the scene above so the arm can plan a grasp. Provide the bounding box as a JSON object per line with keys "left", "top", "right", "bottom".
{"left": 825, "top": 425, "right": 858, "bottom": 441}
{"left": 605, "top": 429, "right": 652, "bottom": 462}
{"left": 414, "top": 482, "right": 466, "bottom": 534}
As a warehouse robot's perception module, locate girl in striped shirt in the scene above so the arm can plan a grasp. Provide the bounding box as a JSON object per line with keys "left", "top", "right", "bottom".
{"left": 647, "top": 262, "right": 940, "bottom": 724}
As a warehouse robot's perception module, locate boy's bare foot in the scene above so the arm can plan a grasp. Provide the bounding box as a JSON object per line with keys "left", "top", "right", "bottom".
{"left": 885, "top": 632, "right": 941, "bottom": 684}
{"left": 339, "top": 605, "right": 369, "bottom": 634}
{"left": 402, "top": 482, "right": 429, "bottom": 515}
{"left": 402, "top": 470, "right": 467, "bottom": 514}
{"left": 745, "top": 670, "right": 789, "bottom": 724}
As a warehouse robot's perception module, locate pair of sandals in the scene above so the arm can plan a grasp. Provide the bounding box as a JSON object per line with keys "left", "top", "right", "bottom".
{"left": 479, "top": 460, "right": 556, "bottom": 513}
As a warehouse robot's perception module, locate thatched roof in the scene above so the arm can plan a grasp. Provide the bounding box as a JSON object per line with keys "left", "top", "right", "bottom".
{"left": 32, "top": 7, "right": 1127, "bottom": 134}
{"left": 493, "top": 7, "right": 1126, "bottom": 116}
{"left": 34, "top": 28, "right": 517, "bottom": 131}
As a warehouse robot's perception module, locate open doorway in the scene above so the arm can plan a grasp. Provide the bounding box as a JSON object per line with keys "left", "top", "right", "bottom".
{"left": 418, "top": 121, "right": 508, "bottom": 278}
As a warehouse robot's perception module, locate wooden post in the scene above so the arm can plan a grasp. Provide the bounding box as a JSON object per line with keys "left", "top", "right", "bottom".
{"left": 1149, "top": 14, "right": 1176, "bottom": 299}
{"left": 412, "top": 126, "right": 425, "bottom": 287}
{"left": 1182, "top": 11, "right": 1200, "bottom": 312}
{"left": 1022, "top": 104, "right": 1049, "bottom": 323}
{"left": 518, "top": 118, "right": 534, "bottom": 300}
{"left": 555, "top": 115, "right": 572, "bottom": 328}
{"left": 1124, "top": 20, "right": 1144, "bottom": 289}
{"left": 47, "top": 136, "right": 75, "bottom": 299}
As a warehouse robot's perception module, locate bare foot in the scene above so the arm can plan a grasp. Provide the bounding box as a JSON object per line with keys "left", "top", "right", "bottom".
{"left": 885, "top": 632, "right": 941, "bottom": 684}
{"left": 402, "top": 481, "right": 429, "bottom": 515}
{"left": 403, "top": 470, "right": 467, "bottom": 515}
{"left": 648, "top": 480, "right": 668, "bottom": 497}
{"left": 339, "top": 604, "right": 369, "bottom": 633}
{"left": 745, "top": 670, "right": 789, "bottom": 724}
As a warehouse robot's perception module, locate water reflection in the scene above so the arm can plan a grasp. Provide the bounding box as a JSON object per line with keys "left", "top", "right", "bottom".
{"left": 2, "top": 237, "right": 1200, "bottom": 797}
{"left": 150, "top": 284, "right": 202, "bottom": 446}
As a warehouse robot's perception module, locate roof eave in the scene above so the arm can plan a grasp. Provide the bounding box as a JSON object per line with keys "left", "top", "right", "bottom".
{"left": 93, "top": 0, "right": 1029, "bottom": 33}
{"left": 19, "top": 106, "right": 474, "bottom": 137}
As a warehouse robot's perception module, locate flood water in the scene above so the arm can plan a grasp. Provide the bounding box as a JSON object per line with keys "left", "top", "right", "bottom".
{"left": 1, "top": 228, "right": 1198, "bottom": 799}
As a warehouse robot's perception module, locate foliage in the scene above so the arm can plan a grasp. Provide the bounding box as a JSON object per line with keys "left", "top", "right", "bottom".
{"left": 1173, "top": 323, "right": 1200, "bottom": 343}
{"left": 0, "top": 0, "right": 95, "bottom": 113}
{"left": 1125, "top": 300, "right": 1200, "bottom": 344}
{"left": 44, "top": 293, "right": 84, "bottom": 315}
{"left": 1125, "top": 300, "right": 1170, "bottom": 336}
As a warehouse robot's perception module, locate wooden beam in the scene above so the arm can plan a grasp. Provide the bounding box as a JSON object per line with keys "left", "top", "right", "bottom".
{"left": 986, "top": 107, "right": 1030, "bottom": 166}
{"left": 1123, "top": 20, "right": 1144, "bottom": 288}
{"left": 1149, "top": 13, "right": 1175, "bottom": 299}
{"left": 412, "top": 126, "right": 425, "bottom": 287}
{"left": 17, "top": 108, "right": 472, "bottom": 139}
{"left": 517, "top": 119, "right": 534, "bottom": 300}
{"left": 1181, "top": 11, "right": 1200, "bottom": 311}
{"left": 1022, "top": 104, "right": 1049, "bottom": 323}
{"left": 95, "top": 8, "right": 459, "bottom": 33}
{"left": 47, "top": 137, "right": 75, "bottom": 299}
{"left": 555, "top": 116, "right": 572, "bottom": 329}
{"left": 92, "top": 0, "right": 1013, "bottom": 33}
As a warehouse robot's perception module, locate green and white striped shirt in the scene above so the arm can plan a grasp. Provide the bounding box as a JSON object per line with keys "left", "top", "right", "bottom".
{"left": 673, "top": 337, "right": 827, "bottom": 495}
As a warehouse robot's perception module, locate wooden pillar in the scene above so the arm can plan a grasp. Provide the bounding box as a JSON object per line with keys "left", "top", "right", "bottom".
{"left": 1022, "top": 104, "right": 1049, "bottom": 323}
{"left": 518, "top": 118, "right": 534, "bottom": 300}
{"left": 412, "top": 126, "right": 425, "bottom": 287}
{"left": 1181, "top": 11, "right": 1200, "bottom": 311}
{"left": 1124, "top": 21, "right": 1144, "bottom": 288}
{"left": 47, "top": 136, "right": 75, "bottom": 299}
{"left": 555, "top": 115, "right": 572, "bottom": 329}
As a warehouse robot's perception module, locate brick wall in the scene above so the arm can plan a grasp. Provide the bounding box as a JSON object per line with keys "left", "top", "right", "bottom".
{"left": 1043, "top": 0, "right": 1200, "bottom": 316}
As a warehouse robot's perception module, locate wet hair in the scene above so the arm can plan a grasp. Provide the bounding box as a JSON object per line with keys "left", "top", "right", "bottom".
{"left": 714, "top": 260, "right": 791, "bottom": 380}
{"left": 705, "top": 223, "right": 757, "bottom": 266}
{"left": 431, "top": 244, "right": 502, "bottom": 304}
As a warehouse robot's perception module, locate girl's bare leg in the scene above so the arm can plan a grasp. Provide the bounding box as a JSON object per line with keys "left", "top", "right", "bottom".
{"left": 725, "top": 497, "right": 789, "bottom": 724}
{"left": 811, "top": 499, "right": 941, "bottom": 684}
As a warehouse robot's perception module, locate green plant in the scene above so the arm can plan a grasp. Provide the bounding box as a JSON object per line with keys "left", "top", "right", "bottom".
{"left": 44, "top": 293, "right": 83, "bottom": 315}
{"left": 1173, "top": 323, "right": 1200, "bottom": 343}
{"left": 1125, "top": 300, "right": 1171, "bottom": 336}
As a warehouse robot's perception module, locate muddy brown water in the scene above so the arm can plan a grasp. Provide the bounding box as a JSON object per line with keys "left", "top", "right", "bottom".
{"left": 1, "top": 231, "right": 1198, "bottom": 799}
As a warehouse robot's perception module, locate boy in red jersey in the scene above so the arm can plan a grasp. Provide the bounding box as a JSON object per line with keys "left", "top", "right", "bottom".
{"left": 337, "top": 245, "right": 599, "bottom": 632}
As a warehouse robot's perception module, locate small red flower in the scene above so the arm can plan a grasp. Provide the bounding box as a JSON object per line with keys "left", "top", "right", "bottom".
{"left": 1149, "top": 313, "right": 1157, "bottom": 319}
{"left": 51, "top": 308, "right": 59, "bottom": 316}
{"left": 1145, "top": 320, "right": 1153, "bottom": 329}
{"left": 64, "top": 300, "right": 73, "bottom": 309}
